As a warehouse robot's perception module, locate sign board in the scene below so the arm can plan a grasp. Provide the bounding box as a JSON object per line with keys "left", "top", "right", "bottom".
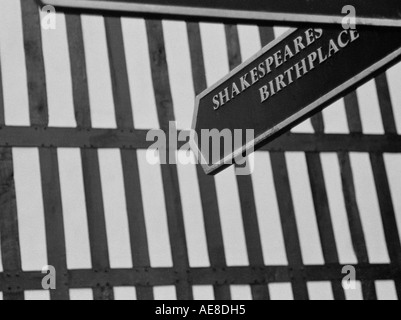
{"left": 41, "top": 0, "right": 401, "bottom": 27}
{"left": 191, "top": 26, "right": 401, "bottom": 175}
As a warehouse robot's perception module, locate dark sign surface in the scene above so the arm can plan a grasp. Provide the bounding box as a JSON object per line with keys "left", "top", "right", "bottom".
{"left": 42, "top": 0, "right": 401, "bottom": 26}
{"left": 192, "top": 26, "right": 401, "bottom": 175}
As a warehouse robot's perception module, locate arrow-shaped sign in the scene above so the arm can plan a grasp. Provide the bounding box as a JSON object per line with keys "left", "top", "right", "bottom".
{"left": 191, "top": 26, "right": 401, "bottom": 175}
{"left": 41, "top": 0, "right": 401, "bottom": 27}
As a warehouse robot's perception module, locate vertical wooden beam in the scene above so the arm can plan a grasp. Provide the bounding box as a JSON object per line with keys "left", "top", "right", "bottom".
{"left": 270, "top": 152, "right": 309, "bottom": 300}
{"left": 39, "top": 148, "right": 69, "bottom": 300}
{"left": 65, "top": 12, "right": 113, "bottom": 301}
{"left": 0, "top": 67, "right": 24, "bottom": 299}
{"left": 20, "top": 0, "right": 48, "bottom": 126}
{"left": 370, "top": 154, "right": 401, "bottom": 298}
{"left": 0, "top": 147, "right": 23, "bottom": 301}
{"left": 104, "top": 16, "right": 132, "bottom": 126}
{"left": 375, "top": 74, "right": 398, "bottom": 135}
{"left": 258, "top": 26, "right": 275, "bottom": 49}
{"left": 338, "top": 152, "right": 377, "bottom": 300}
{"left": 310, "top": 113, "right": 325, "bottom": 134}
{"left": 308, "top": 90, "right": 345, "bottom": 300}
{"left": 224, "top": 24, "right": 242, "bottom": 70}
{"left": 305, "top": 153, "right": 346, "bottom": 300}
{"left": 187, "top": 21, "right": 231, "bottom": 300}
{"left": 310, "top": 98, "right": 325, "bottom": 134}
{"left": 82, "top": 149, "right": 113, "bottom": 300}
{"left": 342, "top": 77, "right": 377, "bottom": 300}
{"left": 104, "top": 15, "right": 154, "bottom": 300}
{"left": 21, "top": 0, "right": 69, "bottom": 300}
{"left": 371, "top": 73, "right": 400, "bottom": 297}
{"left": 195, "top": 166, "right": 232, "bottom": 300}
{"left": 146, "top": 19, "right": 193, "bottom": 300}
{"left": 236, "top": 175, "right": 271, "bottom": 300}
{"left": 225, "top": 24, "right": 269, "bottom": 300}
{"left": 344, "top": 92, "right": 363, "bottom": 134}
{"left": 260, "top": 26, "right": 308, "bottom": 300}
{"left": 64, "top": 13, "right": 91, "bottom": 129}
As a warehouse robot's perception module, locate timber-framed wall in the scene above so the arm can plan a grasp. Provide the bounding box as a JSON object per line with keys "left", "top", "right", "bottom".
{"left": 0, "top": 0, "right": 400, "bottom": 300}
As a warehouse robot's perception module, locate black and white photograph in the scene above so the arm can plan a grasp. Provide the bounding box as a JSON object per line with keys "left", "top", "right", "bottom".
{"left": 0, "top": 0, "right": 400, "bottom": 305}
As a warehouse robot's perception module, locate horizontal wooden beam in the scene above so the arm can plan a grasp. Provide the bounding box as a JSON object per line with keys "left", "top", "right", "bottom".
{"left": 0, "top": 264, "right": 398, "bottom": 292}
{"left": 41, "top": 0, "right": 401, "bottom": 27}
{"left": 0, "top": 126, "right": 400, "bottom": 152}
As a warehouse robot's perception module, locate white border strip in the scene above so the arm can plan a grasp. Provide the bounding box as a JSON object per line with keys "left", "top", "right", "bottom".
{"left": 42, "top": 0, "right": 401, "bottom": 27}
